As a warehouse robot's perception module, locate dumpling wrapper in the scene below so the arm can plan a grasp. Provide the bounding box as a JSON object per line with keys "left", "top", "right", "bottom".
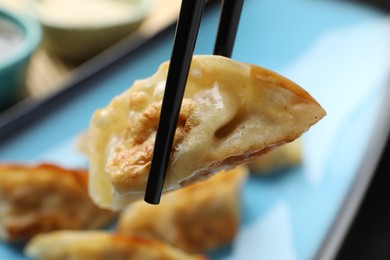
{"left": 117, "top": 166, "right": 249, "bottom": 253}
{"left": 25, "top": 231, "right": 206, "bottom": 260}
{"left": 87, "top": 55, "right": 326, "bottom": 210}
{"left": 247, "top": 138, "right": 302, "bottom": 174}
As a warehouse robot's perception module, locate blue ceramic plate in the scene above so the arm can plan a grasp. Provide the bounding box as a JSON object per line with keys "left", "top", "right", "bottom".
{"left": 0, "top": 0, "right": 388, "bottom": 259}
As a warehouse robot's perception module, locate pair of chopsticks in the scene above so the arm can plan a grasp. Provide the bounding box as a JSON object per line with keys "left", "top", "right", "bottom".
{"left": 145, "top": 0, "right": 244, "bottom": 204}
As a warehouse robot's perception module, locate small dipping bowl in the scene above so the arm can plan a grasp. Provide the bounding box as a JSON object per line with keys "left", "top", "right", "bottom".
{"left": 31, "top": 0, "right": 154, "bottom": 64}
{"left": 0, "top": 9, "right": 42, "bottom": 111}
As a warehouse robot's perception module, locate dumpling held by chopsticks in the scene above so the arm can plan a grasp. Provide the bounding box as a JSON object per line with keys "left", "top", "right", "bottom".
{"left": 87, "top": 55, "right": 326, "bottom": 210}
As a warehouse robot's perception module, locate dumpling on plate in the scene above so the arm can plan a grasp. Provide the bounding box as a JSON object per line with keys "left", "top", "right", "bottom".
{"left": 247, "top": 138, "right": 302, "bottom": 174}
{"left": 25, "top": 230, "right": 207, "bottom": 260}
{"left": 87, "top": 55, "right": 326, "bottom": 210}
{"left": 117, "top": 166, "right": 248, "bottom": 253}
{"left": 0, "top": 163, "right": 116, "bottom": 243}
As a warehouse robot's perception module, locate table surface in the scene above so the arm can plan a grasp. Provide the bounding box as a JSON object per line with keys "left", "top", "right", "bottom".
{"left": 0, "top": 0, "right": 388, "bottom": 259}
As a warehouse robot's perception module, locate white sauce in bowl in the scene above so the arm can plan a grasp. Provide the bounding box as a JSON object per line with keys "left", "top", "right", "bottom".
{"left": 35, "top": 0, "right": 137, "bottom": 27}
{"left": 0, "top": 18, "right": 24, "bottom": 57}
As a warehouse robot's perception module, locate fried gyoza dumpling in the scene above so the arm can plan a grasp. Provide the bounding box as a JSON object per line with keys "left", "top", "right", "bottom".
{"left": 247, "top": 138, "right": 302, "bottom": 174}
{"left": 117, "top": 166, "right": 248, "bottom": 253}
{"left": 25, "top": 231, "right": 207, "bottom": 260}
{"left": 87, "top": 55, "right": 326, "bottom": 209}
{"left": 0, "top": 164, "right": 116, "bottom": 243}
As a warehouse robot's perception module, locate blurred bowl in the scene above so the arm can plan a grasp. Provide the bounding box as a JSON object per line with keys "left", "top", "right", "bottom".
{"left": 0, "top": 9, "right": 42, "bottom": 111}
{"left": 30, "top": 0, "right": 154, "bottom": 64}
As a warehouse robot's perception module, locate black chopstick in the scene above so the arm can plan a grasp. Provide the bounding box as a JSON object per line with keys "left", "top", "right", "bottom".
{"left": 214, "top": 0, "right": 244, "bottom": 57}
{"left": 144, "top": 0, "right": 244, "bottom": 205}
{"left": 144, "top": 0, "right": 206, "bottom": 204}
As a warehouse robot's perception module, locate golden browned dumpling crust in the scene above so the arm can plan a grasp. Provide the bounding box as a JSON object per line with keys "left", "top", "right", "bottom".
{"left": 25, "top": 231, "right": 207, "bottom": 260}
{"left": 0, "top": 163, "right": 116, "bottom": 243}
{"left": 87, "top": 55, "right": 326, "bottom": 210}
{"left": 117, "top": 166, "right": 249, "bottom": 253}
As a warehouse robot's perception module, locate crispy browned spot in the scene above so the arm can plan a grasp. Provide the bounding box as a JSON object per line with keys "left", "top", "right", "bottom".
{"left": 108, "top": 98, "right": 197, "bottom": 191}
